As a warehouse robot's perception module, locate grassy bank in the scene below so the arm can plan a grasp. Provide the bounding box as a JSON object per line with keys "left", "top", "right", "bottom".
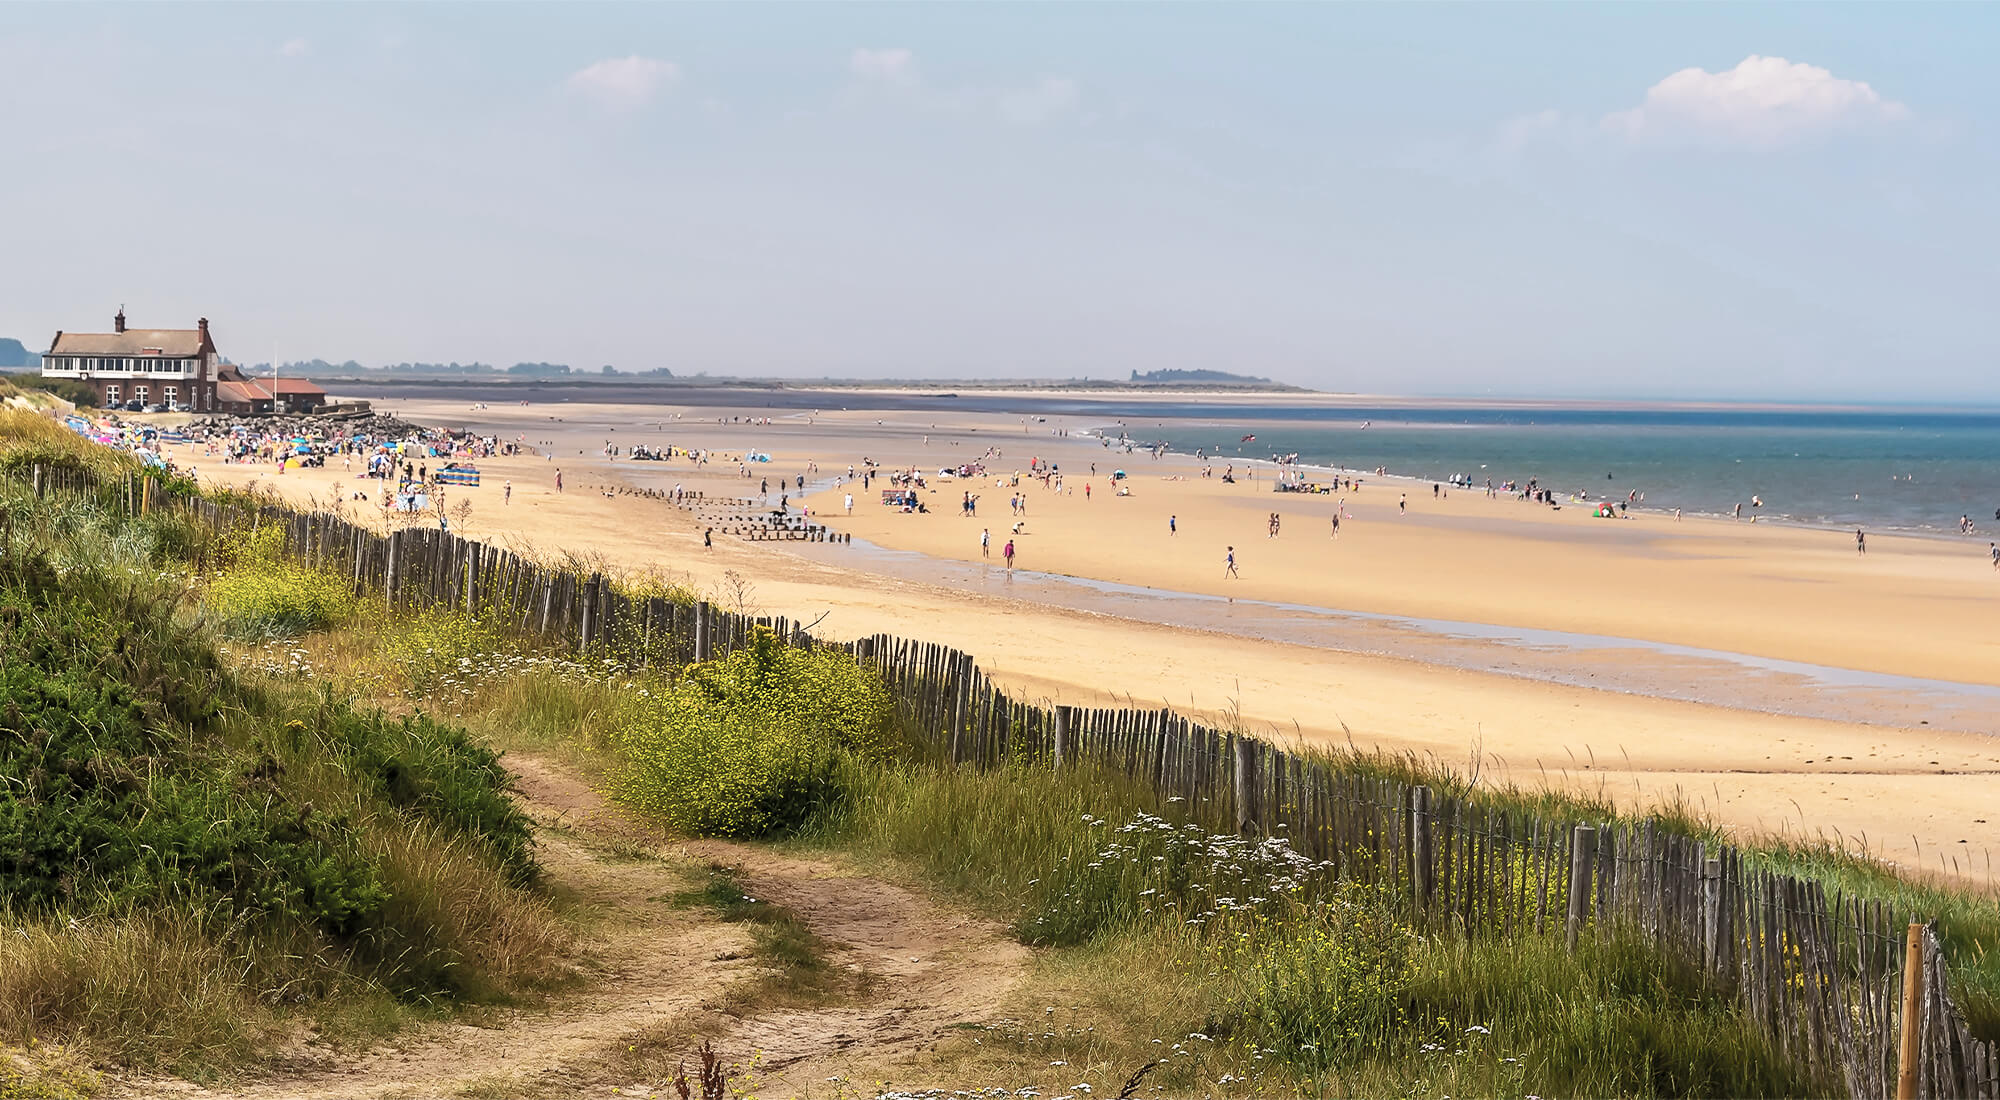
{"left": 0, "top": 414, "right": 570, "bottom": 1081}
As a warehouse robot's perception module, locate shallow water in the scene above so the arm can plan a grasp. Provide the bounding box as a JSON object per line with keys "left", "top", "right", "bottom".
{"left": 789, "top": 534, "right": 2000, "bottom": 735}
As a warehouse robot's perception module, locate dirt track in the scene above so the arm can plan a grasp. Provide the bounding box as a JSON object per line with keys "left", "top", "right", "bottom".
{"left": 108, "top": 756, "right": 1028, "bottom": 1100}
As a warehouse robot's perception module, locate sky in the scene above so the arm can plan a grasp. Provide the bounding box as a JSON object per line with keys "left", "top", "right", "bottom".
{"left": 2, "top": 4, "right": 1996, "bottom": 400}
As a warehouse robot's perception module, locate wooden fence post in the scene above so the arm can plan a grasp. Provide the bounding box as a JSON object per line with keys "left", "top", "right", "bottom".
{"left": 1052, "top": 705, "right": 1071, "bottom": 767}
{"left": 1567, "top": 826, "right": 1597, "bottom": 951}
{"left": 1899, "top": 922, "right": 1924, "bottom": 1100}
{"left": 1411, "top": 785, "right": 1434, "bottom": 917}
{"left": 1233, "top": 734, "right": 1259, "bottom": 836}
{"left": 578, "top": 573, "right": 600, "bottom": 656}
{"left": 384, "top": 529, "right": 401, "bottom": 605}
{"left": 1702, "top": 856, "right": 1723, "bottom": 975}
{"left": 694, "top": 601, "right": 712, "bottom": 662}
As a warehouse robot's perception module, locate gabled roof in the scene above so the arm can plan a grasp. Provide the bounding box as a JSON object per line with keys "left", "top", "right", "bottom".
{"left": 267, "top": 377, "right": 326, "bottom": 395}
{"left": 50, "top": 330, "right": 210, "bottom": 357}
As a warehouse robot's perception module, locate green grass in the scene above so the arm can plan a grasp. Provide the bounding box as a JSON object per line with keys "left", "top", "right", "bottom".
{"left": 0, "top": 432, "right": 573, "bottom": 1074}
{"left": 808, "top": 757, "right": 1833, "bottom": 1097}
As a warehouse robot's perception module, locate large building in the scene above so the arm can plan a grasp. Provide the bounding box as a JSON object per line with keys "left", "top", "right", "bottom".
{"left": 40, "top": 309, "right": 221, "bottom": 411}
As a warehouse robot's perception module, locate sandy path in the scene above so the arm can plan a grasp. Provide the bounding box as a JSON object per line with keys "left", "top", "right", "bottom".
{"left": 107, "top": 757, "right": 1028, "bottom": 1100}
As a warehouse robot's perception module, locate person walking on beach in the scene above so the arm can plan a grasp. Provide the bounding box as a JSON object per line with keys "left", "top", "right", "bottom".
{"left": 1399, "top": 493, "right": 1407, "bottom": 514}
{"left": 503, "top": 480, "right": 512, "bottom": 505}
{"left": 1002, "top": 539, "right": 1015, "bottom": 569}
{"left": 845, "top": 492, "right": 854, "bottom": 515}
{"left": 1224, "top": 546, "right": 1239, "bottom": 579}
{"left": 704, "top": 527, "right": 713, "bottom": 551}
{"left": 1169, "top": 515, "right": 1177, "bottom": 536}
{"left": 1989, "top": 542, "right": 1998, "bottom": 570}
{"left": 554, "top": 469, "right": 563, "bottom": 493}
{"left": 1330, "top": 513, "right": 1340, "bottom": 538}
{"left": 1856, "top": 528, "right": 1866, "bottom": 555}
{"left": 981, "top": 529, "right": 990, "bottom": 557}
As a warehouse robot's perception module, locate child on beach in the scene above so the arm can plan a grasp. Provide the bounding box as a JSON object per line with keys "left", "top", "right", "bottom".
{"left": 982, "top": 529, "right": 990, "bottom": 557}
{"left": 1224, "top": 547, "right": 1238, "bottom": 579}
{"left": 1003, "top": 539, "right": 1015, "bottom": 569}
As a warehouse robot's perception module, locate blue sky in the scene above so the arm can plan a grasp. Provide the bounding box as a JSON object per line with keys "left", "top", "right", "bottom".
{"left": 3, "top": 4, "right": 1995, "bottom": 399}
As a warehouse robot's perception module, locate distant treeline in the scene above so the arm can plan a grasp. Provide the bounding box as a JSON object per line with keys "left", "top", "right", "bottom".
{"left": 1128, "top": 368, "right": 1272, "bottom": 385}
{"left": 255, "top": 359, "right": 674, "bottom": 379}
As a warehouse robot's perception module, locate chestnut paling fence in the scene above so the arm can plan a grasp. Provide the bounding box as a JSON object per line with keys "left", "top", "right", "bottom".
{"left": 12, "top": 460, "right": 2000, "bottom": 1100}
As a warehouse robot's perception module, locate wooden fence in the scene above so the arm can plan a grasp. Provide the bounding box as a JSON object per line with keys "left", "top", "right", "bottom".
{"left": 9, "top": 461, "right": 1998, "bottom": 1100}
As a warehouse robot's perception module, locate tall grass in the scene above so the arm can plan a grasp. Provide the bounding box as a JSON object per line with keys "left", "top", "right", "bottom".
{"left": 809, "top": 757, "right": 1833, "bottom": 1097}
{"left": 0, "top": 430, "right": 576, "bottom": 1074}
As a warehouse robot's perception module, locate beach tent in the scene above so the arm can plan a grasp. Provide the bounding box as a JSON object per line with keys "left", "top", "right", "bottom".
{"left": 435, "top": 467, "right": 481, "bottom": 487}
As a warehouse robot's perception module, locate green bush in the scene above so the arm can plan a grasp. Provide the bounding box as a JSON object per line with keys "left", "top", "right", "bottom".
{"left": 0, "top": 547, "right": 386, "bottom": 935}
{"left": 205, "top": 525, "right": 355, "bottom": 638}
{"left": 610, "top": 628, "right": 892, "bottom": 838}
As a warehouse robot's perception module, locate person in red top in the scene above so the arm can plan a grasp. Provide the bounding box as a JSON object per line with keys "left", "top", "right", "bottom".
{"left": 1003, "top": 539, "right": 1016, "bottom": 569}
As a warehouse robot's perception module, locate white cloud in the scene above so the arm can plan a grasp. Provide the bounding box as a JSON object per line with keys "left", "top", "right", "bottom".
{"left": 278, "top": 38, "right": 309, "bottom": 58}
{"left": 997, "top": 76, "right": 1079, "bottom": 126}
{"left": 1602, "top": 55, "right": 1908, "bottom": 146}
{"left": 566, "top": 55, "right": 679, "bottom": 110}
{"left": 849, "top": 47, "right": 916, "bottom": 85}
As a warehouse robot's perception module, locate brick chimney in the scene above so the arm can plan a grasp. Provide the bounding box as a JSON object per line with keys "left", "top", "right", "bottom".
{"left": 114, "top": 307, "right": 126, "bottom": 334}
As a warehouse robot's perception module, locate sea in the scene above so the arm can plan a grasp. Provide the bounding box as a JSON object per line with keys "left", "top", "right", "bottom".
{"left": 354, "top": 380, "right": 1998, "bottom": 535}
{"left": 1127, "top": 406, "right": 2000, "bottom": 535}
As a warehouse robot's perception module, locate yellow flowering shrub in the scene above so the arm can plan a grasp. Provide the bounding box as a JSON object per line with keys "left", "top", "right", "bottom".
{"left": 611, "top": 628, "right": 892, "bottom": 838}
{"left": 205, "top": 526, "right": 356, "bottom": 638}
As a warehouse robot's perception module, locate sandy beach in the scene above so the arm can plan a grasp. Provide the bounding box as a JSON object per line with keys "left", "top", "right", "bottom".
{"left": 186, "top": 393, "right": 2000, "bottom": 883}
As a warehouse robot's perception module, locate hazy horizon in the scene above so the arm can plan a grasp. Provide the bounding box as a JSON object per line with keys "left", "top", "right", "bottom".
{"left": 4, "top": 4, "right": 1995, "bottom": 401}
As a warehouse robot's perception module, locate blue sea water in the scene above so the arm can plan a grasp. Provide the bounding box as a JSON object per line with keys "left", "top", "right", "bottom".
{"left": 1127, "top": 406, "right": 2000, "bottom": 534}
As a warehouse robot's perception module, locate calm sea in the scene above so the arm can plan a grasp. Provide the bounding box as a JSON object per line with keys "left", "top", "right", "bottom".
{"left": 351, "top": 381, "right": 1997, "bottom": 534}
{"left": 1130, "top": 406, "right": 2000, "bottom": 534}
